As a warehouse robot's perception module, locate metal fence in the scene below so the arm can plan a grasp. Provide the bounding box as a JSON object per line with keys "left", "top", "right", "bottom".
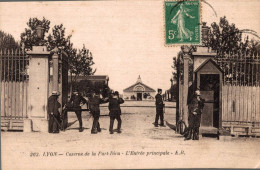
{"left": 215, "top": 53, "right": 260, "bottom": 128}
{"left": 0, "top": 49, "right": 29, "bottom": 120}
{"left": 216, "top": 53, "right": 260, "bottom": 86}
{"left": 177, "top": 52, "right": 260, "bottom": 131}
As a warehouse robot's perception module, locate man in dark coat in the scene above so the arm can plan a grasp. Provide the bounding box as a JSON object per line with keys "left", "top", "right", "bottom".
{"left": 108, "top": 91, "right": 124, "bottom": 134}
{"left": 185, "top": 90, "right": 205, "bottom": 140}
{"left": 69, "top": 89, "right": 87, "bottom": 132}
{"left": 47, "top": 91, "right": 61, "bottom": 133}
{"left": 89, "top": 89, "right": 107, "bottom": 134}
{"left": 155, "top": 88, "right": 165, "bottom": 127}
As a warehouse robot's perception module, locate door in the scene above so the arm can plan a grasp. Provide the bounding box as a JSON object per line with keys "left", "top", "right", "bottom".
{"left": 200, "top": 74, "right": 220, "bottom": 128}
{"left": 137, "top": 93, "right": 142, "bottom": 101}
{"left": 200, "top": 90, "right": 214, "bottom": 127}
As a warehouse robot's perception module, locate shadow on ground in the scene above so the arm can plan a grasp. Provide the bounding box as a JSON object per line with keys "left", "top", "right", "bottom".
{"left": 165, "top": 121, "right": 176, "bottom": 131}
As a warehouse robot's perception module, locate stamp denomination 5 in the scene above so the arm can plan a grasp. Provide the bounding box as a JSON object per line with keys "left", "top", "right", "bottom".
{"left": 165, "top": 0, "right": 201, "bottom": 45}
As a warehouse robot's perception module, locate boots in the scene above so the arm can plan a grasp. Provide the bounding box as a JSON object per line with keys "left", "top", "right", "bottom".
{"left": 183, "top": 127, "right": 190, "bottom": 138}
{"left": 184, "top": 128, "right": 192, "bottom": 140}
{"left": 193, "top": 127, "right": 199, "bottom": 140}
{"left": 91, "top": 129, "right": 98, "bottom": 134}
{"left": 97, "top": 122, "right": 101, "bottom": 132}
{"left": 160, "top": 123, "right": 166, "bottom": 127}
{"left": 79, "top": 128, "right": 84, "bottom": 132}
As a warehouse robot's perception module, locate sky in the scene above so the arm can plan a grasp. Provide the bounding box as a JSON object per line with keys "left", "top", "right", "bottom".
{"left": 0, "top": 0, "right": 259, "bottom": 93}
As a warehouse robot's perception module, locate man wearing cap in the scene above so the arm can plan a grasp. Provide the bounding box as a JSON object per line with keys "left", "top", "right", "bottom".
{"left": 155, "top": 88, "right": 165, "bottom": 127}
{"left": 69, "top": 89, "right": 87, "bottom": 132}
{"left": 89, "top": 89, "right": 108, "bottom": 134}
{"left": 47, "top": 91, "right": 61, "bottom": 133}
{"left": 185, "top": 89, "right": 205, "bottom": 140}
{"left": 108, "top": 91, "right": 124, "bottom": 134}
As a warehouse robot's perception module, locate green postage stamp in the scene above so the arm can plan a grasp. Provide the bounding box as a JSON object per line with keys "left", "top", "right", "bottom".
{"left": 165, "top": 0, "right": 201, "bottom": 45}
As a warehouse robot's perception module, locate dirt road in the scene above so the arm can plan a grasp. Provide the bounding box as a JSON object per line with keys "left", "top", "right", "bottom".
{"left": 1, "top": 101, "right": 260, "bottom": 169}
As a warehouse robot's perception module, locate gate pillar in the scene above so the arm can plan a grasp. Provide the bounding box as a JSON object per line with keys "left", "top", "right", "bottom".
{"left": 26, "top": 46, "right": 50, "bottom": 132}
{"left": 182, "top": 46, "right": 191, "bottom": 126}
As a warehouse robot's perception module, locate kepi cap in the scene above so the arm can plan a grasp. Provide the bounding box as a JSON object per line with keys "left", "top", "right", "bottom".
{"left": 52, "top": 91, "right": 60, "bottom": 96}
{"left": 114, "top": 91, "right": 119, "bottom": 96}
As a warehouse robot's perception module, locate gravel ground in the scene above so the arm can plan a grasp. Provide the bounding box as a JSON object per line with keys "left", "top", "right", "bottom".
{"left": 1, "top": 101, "right": 260, "bottom": 169}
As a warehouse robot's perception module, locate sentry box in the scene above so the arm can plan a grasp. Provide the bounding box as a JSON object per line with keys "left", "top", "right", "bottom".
{"left": 192, "top": 47, "right": 223, "bottom": 136}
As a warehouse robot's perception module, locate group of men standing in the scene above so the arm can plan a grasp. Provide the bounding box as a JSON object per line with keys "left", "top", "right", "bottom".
{"left": 47, "top": 89, "right": 124, "bottom": 134}
{"left": 48, "top": 87, "right": 205, "bottom": 141}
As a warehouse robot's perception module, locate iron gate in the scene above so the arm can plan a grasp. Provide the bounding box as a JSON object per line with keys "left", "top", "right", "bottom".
{"left": 176, "top": 51, "right": 260, "bottom": 136}
{"left": 0, "top": 49, "right": 29, "bottom": 130}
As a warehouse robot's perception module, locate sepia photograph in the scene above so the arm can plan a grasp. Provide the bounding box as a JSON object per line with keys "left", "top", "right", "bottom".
{"left": 0, "top": 0, "right": 260, "bottom": 169}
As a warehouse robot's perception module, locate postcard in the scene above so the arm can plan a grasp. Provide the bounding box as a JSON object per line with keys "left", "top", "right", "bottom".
{"left": 0, "top": 0, "right": 260, "bottom": 169}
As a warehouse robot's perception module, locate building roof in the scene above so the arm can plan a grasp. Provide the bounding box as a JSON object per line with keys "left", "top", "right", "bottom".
{"left": 123, "top": 75, "right": 156, "bottom": 92}
{"left": 194, "top": 58, "right": 223, "bottom": 73}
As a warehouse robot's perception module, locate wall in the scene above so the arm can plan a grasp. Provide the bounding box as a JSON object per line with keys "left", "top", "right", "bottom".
{"left": 123, "top": 92, "right": 155, "bottom": 100}
{"left": 123, "top": 92, "right": 136, "bottom": 100}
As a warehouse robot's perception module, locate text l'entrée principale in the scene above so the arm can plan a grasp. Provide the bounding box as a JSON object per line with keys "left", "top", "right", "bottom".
{"left": 29, "top": 150, "right": 185, "bottom": 157}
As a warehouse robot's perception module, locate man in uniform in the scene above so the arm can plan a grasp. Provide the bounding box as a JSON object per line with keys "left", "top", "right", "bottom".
{"left": 69, "top": 89, "right": 87, "bottom": 132}
{"left": 154, "top": 88, "right": 165, "bottom": 127}
{"left": 185, "top": 89, "right": 205, "bottom": 140}
{"left": 89, "top": 89, "right": 107, "bottom": 134}
{"left": 108, "top": 91, "right": 124, "bottom": 134}
{"left": 47, "top": 91, "right": 61, "bottom": 133}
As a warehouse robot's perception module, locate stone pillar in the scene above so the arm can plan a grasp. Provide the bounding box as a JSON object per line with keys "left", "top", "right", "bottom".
{"left": 52, "top": 48, "right": 59, "bottom": 92}
{"left": 25, "top": 46, "right": 50, "bottom": 132}
{"left": 183, "top": 52, "right": 190, "bottom": 126}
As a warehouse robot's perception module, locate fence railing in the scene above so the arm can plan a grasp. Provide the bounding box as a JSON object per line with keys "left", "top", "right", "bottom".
{"left": 0, "top": 49, "right": 29, "bottom": 119}
{"left": 177, "top": 52, "right": 260, "bottom": 129}
{"left": 214, "top": 53, "right": 260, "bottom": 127}
{"left": 222, "top": 85, "right": 260, "bottom": 126}
{"left": 215, "top": 53, "right": 260, "bottom": 86}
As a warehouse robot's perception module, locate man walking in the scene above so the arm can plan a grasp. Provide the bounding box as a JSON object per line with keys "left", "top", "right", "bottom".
{"left": 155, "top": 88, "right": 165, "bottom": 127}
{"left": 47, "top": 91, "right": 61, "bottom": 133}
{"left": 89, "top": 89, "right": 107, "bottom": 134}
{"left": 69, "top": 89, "right": 87, "bottom": 132}
{"left": 185, "top": 89, "right": 205, "bottom": 140}
{"left": 108, "top": 91, "right": 124, "bottom": 134}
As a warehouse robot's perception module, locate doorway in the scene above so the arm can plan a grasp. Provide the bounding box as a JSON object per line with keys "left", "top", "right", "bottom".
{"left": 137, "top": 93, "right": 142, "bottom": 101}
{"left": 200, "top": 74, "right": 220, "bottom": 128}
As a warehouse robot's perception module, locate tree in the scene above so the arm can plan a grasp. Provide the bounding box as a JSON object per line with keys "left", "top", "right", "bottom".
{"left": 0, "top": 30, "right": 19, "bottom": 50}
{"left": 20, "top": 17, "right": 97, "bottom": 89}
{"left": 207, "top": 16, "right": 259, "bottom": 56}
{"left": 47, "top": 24, "right": 73, "bottom": 53}
{"left": 20, "top": 17, "right": 50, "bottom": 51}
{"left": 172, "top": 16, "right": 260, "bottom": 84}
{"left": 69, "top": 44, "right": 96, "bottom": 85}
{"left": 172, "top": 45, "right": 196, "bottom": 83}
{"left": 20, "top": 18, "right": 74, "bottom": 55}
{"left": 170, "top": 83, "right": 178, "bottom": 101}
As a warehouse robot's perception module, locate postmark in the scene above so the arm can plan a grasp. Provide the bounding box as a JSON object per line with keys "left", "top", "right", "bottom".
{"left": 165, "top": 0, "right": 201, "bottom": 45}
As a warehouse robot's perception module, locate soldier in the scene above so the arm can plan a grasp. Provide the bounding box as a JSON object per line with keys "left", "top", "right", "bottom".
{"left": 89, "top": 89, "right": 107, "bottom": 134}
{"left": 185, "top": 89, "right": 205, "bottom": 140}
{"left": 69, "top": 89, "right": 87, "bottom": 132}
{"left": 47, "top": 91, "right": 61, "bottom": 133}
{"left": 108, "top": 91, "right": 124, "bottom": 134}
{"left": 154, "top": 88, "right": 165, "bottom": 127}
